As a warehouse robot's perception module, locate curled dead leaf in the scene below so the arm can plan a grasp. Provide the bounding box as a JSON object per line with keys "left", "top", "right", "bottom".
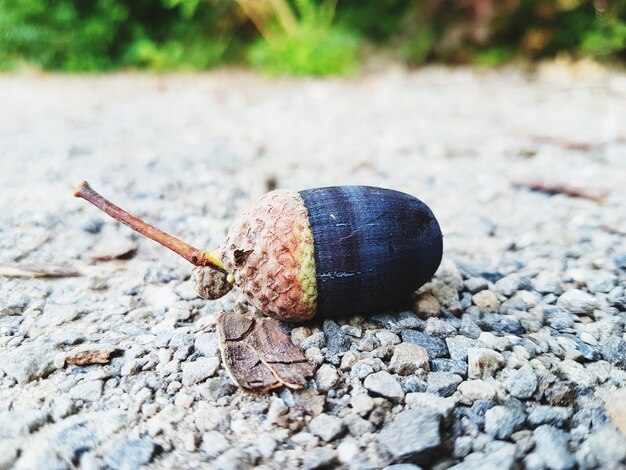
{"left": 216, "top": 311, "right": 315, "bottom": 392}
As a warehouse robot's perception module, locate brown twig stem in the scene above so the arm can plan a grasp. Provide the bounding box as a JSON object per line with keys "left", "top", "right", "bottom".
{"left": 74, "top": 181, "right": 223, "bottom": 269}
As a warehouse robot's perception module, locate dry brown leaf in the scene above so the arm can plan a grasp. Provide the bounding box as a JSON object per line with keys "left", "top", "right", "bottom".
{"left": 65, "top": 345, "right": 119, "bottom": 366}
{"left": 514, "top": 180, "right": 608, "bottom": 203}
{"left": 216, "top": 311, "right": 315, "bottom": 392}
{"left": 0, "top": 264, "right": 80, "bottom": 278}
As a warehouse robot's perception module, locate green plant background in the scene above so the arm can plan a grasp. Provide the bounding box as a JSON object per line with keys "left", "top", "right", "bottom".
{"left": 0, "top": 0, "right": 624, "bottom": 74}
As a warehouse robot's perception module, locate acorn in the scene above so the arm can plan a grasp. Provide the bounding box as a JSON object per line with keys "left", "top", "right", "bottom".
{"left": 74, "top": 182, "right": 443, "bottom": 322}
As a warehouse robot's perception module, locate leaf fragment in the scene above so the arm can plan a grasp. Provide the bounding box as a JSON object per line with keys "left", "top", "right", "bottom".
{"left": 0, "top": 264, "right": 80, "bottom": 278}
{"left": 216, "top": 311, "right": 315, "bottom": 392}
{"left": 65, "top": 344, "right": 119, "bottom": 366}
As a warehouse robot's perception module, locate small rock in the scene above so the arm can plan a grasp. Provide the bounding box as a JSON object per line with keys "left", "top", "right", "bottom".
{"left": 305, "top": 347, "right": 325, "bottom": 366}
{"left": 357, "top": 333, "right": 380, "bottom": 352}
{"left": 577, "top": 426, "right": 626, "bottom": 468}
{"left": 104, "top": 439, "right": 157, "bottom": 470}
{"left": 465, "top": 277, "right": 490, "bottom": 294}
{"left": 255, "top": 435, "right": 277, "bottom": 458}
{"left": 308, "top": 414, "right": 345, "bottom": 442}
{"left": 52, "top": 397, "right": 77, "bottom": 421}
{"left": 201, "top": 431, "right": 229, "bottom": 458}
{"left": 182, "top": 357, "right": 219, "bottom": 386}
{"left": 494, "top": 274, "right": 521, "bottom": 297}
{"left": 16, "top": 411, "right": 126, "bottom": 468}
{"left": 120, "top": 359, "right": 142, "bottom": 377}
{"left": 0, "top": 340, "right": 59, "bottom": 384}
{"left": 385, "top": 465, "right": 424, "bottom": 470}
{"left": 449, "top": 444, "right": 517, "bottom": 470}
{"left": 453, "top": 436, "right": 473, "bottom": 459}
{"left": 316, "top": 364, "right": 339, "bottom": 392}
{"left": 603, "top": 337, "right": 626, "bottom": 368}
{"left": 69, "top": 380, "right": 103, "bottom": 401}
{"left": 336, "top": 440, "right": 359, "bottom": 464}
{"left": 213, "top": 448, "right": 250, "bottom": 469}
{"left": 405, "top": 392, "right": 455, "bottom": 418}
{"left": 364, "top": 371, "right": 405, "bottom": 402}
{"left": 345, "top": 414, "right": 374, "bottom": 435}
{"left": 614, "top": 253, "right": 626, "bottom": 270}
{"left": 174, "top": 393, "right": 194, "bottom": 408}
{"left": 291, "top": 326, "right": 312, "bottom": 345}
{"left": 341, "top": 325, "right": 362, "bottom": 338}
{"left": 585, "top": 273, "right": 615, "bottom": 293}
{"left": 376, "top": 330, "right": 401, "bottom": 347}
{"left": 446, "top": 336, "right": 476, "bottom": 361}
{"left": 431, "top": 359, "right": 467, "bottom": 377}
{"left": 174, "top": 280, "right": 198, "bottom": 301}
{"left": 477, "top": 331, "right": 509, "bottom": 352}
{"left": 558, "top": 360, "right": 597, "bottom": 387}
{"left": 340, "top": 350, "right": 361, "bottom": 370}
{"left": 396, "top": 311, "right": 425, "bottom": 330}
{"left": 0, "top": 410, "right": 48, "bottom": 438}
{"left": 606, "top": 388, "right": 626, "bottom": 437}
{"left": 472, "top": 290, "right": 500, "bottom": 312}
{"left": 413, "top": 293, "right": 441, "bottom": 319}
{"left": 351, "top": 362, "right": 374, "bottom": 380}
{"left": 527, "top": 425, "right": 575, "bottom": 470}
{"left": 402, "top": 376, "right": 428, "bottom": 393}
{"left": 401, "top": 330, "right": 449, "bottom": 359}
{"left": 426, "top": 372, "right": 462, "bottom": 397}
{"left": 504, "top": 366, "right": 537, "bottom": 399}
{"left": 379, "top": 408, "right": 442, "bottom": 463}
{"left": 424, "top": 318, "right": 457, "bottom": 337}
{"left": 323, "top": 320, "right": 350, "bottom": 355}
{"left": 533, "top": 272, "right": 563, "bottom": 295}
{"left": 350, "top": 394, "right": 374, "bottom": 417}
{"left": 87, "top": 275, "right": 108, "bottom": 290}
{"left": 458, "top": 380, "right": 497, "bottom": 401}
{"left": 389, "top": 343, "right": 429, "bottom": 375}
{"left": 528, "top": 406, "right": 571, "bottom": 428}
{"left": 194, "top": 332, "right": 219, "bottom": 358}
{"left": 459, "top": 316, "right": 482, "bottom": 339}
{"left": 557, "top": 289, "right": 600, "bottom": 316}
{"left": 266, "top": 397, "right": 288, "bottom": 425}
{"left": 302, "top": 447, "right": 338, "bottom": 470}
{"left": 544, "top": 306, "right": 574, "bottom": 330}
{"left": 484, "top": 406, "right": 526, "bottom": 439}
{"left": 0, "top": 440, "right": 19, "bottom": 469}
{"left": 294, "top": 390, "right": 326, "bottom": 418}
{"left": 291, "top": 431, "right": 319, "bottom": 449}
{"left": 301, "top": 332, "right": 326, "bottom": 350}
{"left": 467, "top": 348, "right": 503, "bottom": 379}
{"left": 543, "top": 380, "right": 577, "bottom": 406}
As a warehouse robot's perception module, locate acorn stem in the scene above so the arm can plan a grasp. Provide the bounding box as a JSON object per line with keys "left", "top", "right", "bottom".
{"left": 74, "top": 180, "right": 224, "bottom": 269}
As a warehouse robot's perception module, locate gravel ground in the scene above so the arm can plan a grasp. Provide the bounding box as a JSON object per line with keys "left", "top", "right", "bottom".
{"left": 1, "top": 65, "right": 626, "bottom": 469}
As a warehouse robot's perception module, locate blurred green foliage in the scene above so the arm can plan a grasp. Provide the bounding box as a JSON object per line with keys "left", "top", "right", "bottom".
{"left": 247, "top": 0, "right": 359, "bottom": 76}
{"left": 0, "top": 0, "right": 624, "bottom": 74}
{"left": 0, "top": 0, "right": 240, "bottom": 71}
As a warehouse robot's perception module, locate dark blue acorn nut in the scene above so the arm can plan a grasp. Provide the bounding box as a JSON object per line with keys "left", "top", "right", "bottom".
{"left": 300, "top": 186, "right": 443, "bottom": 318}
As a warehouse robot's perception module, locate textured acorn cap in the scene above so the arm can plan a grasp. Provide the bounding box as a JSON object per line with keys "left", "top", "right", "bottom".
{"left": 220, "top": 190, "right": 317, "bottom": 322}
